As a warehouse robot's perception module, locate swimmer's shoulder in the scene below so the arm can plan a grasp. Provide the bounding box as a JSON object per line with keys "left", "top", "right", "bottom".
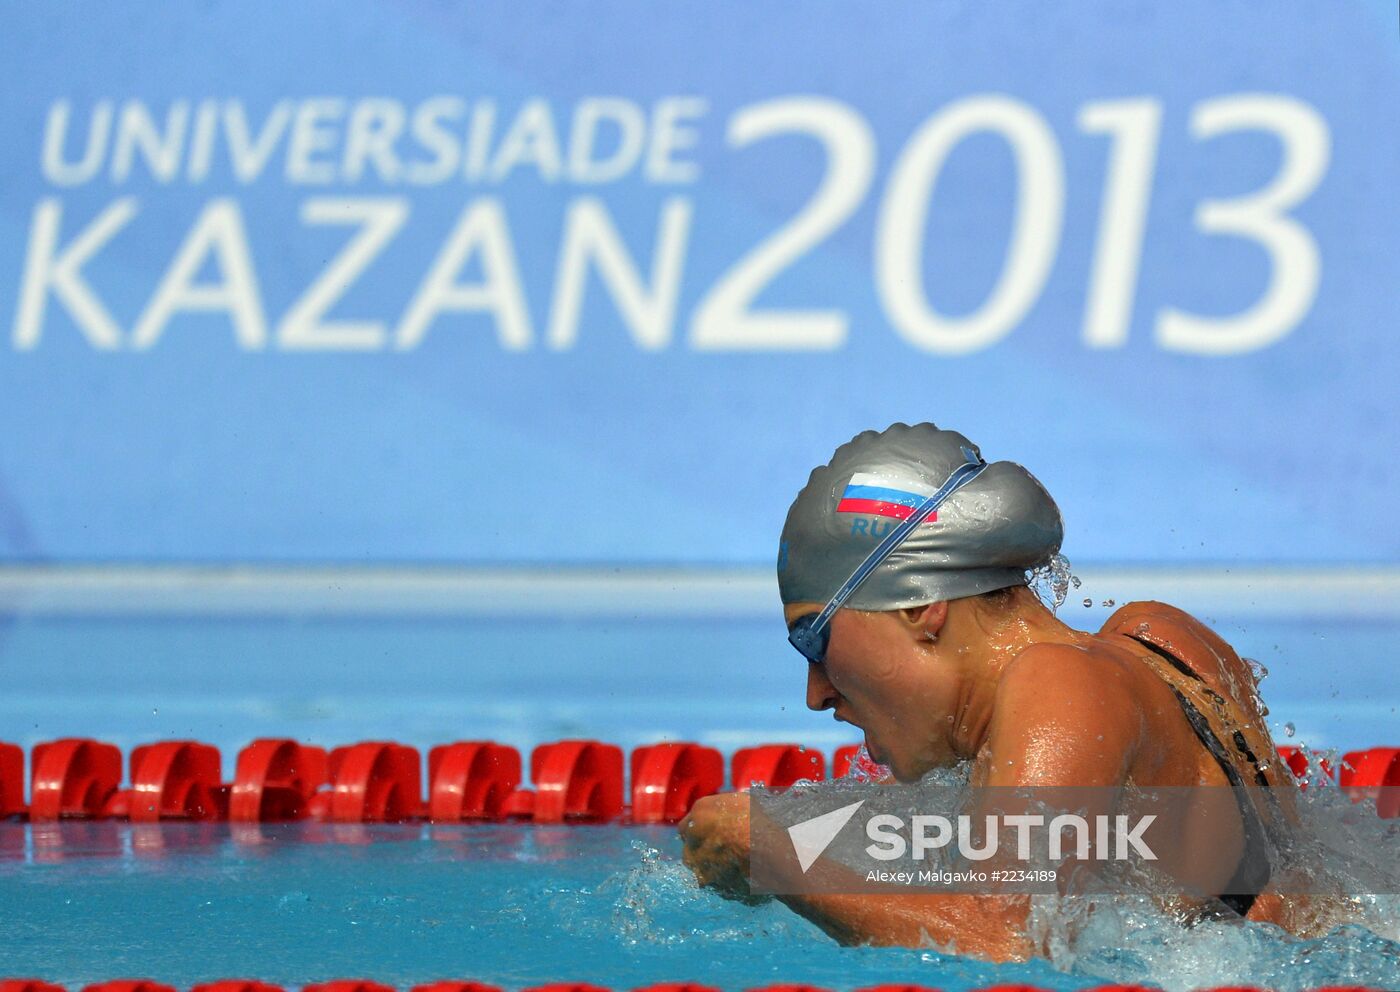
{"left": 1002, "top": 636, "right": 1140, "bottom": 693}
{"left": 986, "top": 641, "right": 1147, "bottom": 784}
{"left": 1098, "top": 600, "right": 1264, "bottom": 716}
{"left": 999, "top": 637, "right": 1151, "bottom": 724}
{"left": 1098, "top": 600, "right": 1236, "bottom": 668}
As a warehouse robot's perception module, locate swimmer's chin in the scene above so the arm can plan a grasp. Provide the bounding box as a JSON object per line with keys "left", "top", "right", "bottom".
{"left": 863, "top": 731, "right": 954, "bottom": 782}
{"left": 865, "top": 736, "right": 911, "bottom": 782}
{"left": 875, "top": 741, "right": 960, "bottom": 783}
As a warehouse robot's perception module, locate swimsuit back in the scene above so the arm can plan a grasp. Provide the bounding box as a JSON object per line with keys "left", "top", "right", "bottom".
{"left": 1099, "top": 601, "right": 1294, "bottom": 916}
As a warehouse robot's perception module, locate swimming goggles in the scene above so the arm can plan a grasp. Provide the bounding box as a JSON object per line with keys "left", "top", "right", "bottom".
{"left": 787, "top": 446, "right": 988, "bottom": 665}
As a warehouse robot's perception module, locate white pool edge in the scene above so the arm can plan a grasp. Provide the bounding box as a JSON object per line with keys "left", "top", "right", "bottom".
{"left": 0, "top": 563, "right": 1397, "bottom": 620}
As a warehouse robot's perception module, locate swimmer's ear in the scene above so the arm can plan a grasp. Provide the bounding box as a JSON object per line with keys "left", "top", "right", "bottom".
{"left": 898, "top": 601, "right": 948, "bottom": 642}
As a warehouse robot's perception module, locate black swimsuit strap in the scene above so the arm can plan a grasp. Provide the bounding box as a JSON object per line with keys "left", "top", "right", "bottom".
{"left": 1162, "top": 681, "right": 1272, "bottom": 913}
{"left": 1128, "top": 636, "right": 1274, "bottom": 916}
{"left": 1128, "top": 637, "right": 1273, "bottom": 785}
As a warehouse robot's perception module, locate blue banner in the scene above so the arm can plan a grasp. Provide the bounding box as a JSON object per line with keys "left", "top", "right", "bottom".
{"left": 1, "top": 2, "right": 1396, "bottom": 564}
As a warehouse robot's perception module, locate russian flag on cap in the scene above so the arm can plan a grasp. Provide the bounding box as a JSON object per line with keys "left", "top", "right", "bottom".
{"left": 837, "top": 472, "right": 940, "bottom": 522}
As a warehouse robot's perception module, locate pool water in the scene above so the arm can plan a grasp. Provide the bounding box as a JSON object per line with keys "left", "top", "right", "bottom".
{"left": 2, "top": 820, "right": 1398, "bottom": 992}
{"left": 1, "top": 609, "right": 1398, "bottom": 991}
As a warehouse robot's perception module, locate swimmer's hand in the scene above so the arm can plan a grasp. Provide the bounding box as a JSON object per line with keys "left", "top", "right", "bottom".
{"left": 678, "top": 792, "right": 770, "bottom": 905}
{"left": 679, "top": 791, "right": 1033, "bottom": 957}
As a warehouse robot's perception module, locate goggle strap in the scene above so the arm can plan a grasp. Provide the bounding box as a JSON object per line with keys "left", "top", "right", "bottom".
{"left": 808, "top": 449, "right": 987, "bottom": 636}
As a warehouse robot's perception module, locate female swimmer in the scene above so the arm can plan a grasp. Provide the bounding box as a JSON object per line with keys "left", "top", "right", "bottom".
{"left": 679, "top": 423, "right": 1310, "bottom": 960}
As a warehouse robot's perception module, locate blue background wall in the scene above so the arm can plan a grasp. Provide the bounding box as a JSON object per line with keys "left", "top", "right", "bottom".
{"left": 1, "top": 2, "right": 1396, "bottom": 566}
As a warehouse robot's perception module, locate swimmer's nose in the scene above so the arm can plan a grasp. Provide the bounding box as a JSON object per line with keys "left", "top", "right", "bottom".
{"left": 806, "top": 664, "right": 837, "bottom": 712}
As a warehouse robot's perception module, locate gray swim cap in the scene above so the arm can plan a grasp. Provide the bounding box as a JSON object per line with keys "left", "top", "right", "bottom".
{"left": 778, "top": 423, "right": 1063, "bottom": 609}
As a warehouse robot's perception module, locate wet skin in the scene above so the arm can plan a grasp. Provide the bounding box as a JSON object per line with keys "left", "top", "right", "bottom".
{"left": 678, "top": 586, "right": 1295, "bottom": 960}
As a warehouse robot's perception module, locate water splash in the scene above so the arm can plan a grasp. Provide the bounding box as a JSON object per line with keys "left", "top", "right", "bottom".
{"left": 1029, "top": 554, "right": 1078, "bottom": 613}
{"left": 589, "top": 840, "right": 818, "bottom": 946}
{"left": 1048, "top": 778, "right": 1400, "bottom": 991}
{"left": 1040, "top": 896, "right": 1400, "bottom": 992}
{"left": 728, "top": 770, "right": 1400, "bottom": 991}
{"left": 839, "top": 743, "right": 892, "bottom": 783}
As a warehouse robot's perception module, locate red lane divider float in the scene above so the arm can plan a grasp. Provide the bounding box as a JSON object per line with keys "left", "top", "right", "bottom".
{"left": 2, "top": 738, "right": 1397, "bottom": 826}
{"left": 314, "top": 742, "right": 425, "bottom": 823}
{"left": 29, "top": 738, "right": 123, "bottom": 820}
{"left": 510, "top": 740, "right": 625, "bottom": 822}
{"left": 730, "top": 744, "right": 824, "bottom": 790}
{"left": 1341, "top": 747, "right": 1400, "bottom": 794}
{"left": 127, "top": 741, "right": 226, "bottom": 821}
{"left": 1340, "top": 747, "right": 1400, "bottom": 819}
{"left": 429, "top": 742, "right": 522, "bottom": 821}
{"left": 1276, "top": 745, "right": 1335, "bottom": 786}
{"left": 230, "top": 739, "right": 328, "bottom": 822}
{"left": 0, "top": 743, "right": 24, "bottom": 818}
{"left": 630, "top": 743, "right": 723, "bottom": 824}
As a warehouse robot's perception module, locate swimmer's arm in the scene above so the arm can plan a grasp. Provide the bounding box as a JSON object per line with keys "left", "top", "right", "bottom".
{"left": 741, "top": 809, "right": 1034, "bottom": 957}
{"left": 745, "top": 806, "right": 1030, "bottom": 955}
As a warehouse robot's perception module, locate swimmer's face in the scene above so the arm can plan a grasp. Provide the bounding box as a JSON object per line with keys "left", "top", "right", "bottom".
{"left": 784, "top": 601, "right": 960, "bottom": 782}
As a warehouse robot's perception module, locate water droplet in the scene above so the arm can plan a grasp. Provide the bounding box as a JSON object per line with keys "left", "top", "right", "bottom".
{"left": 1082, "top": 598, "right": 1093, "bottom": 608}
{"left": 1102, "top": 599, "right": 1115, "bottom": 607}
{"left": 1028, "top": 554, "right": 1076, "bottom": 613}
{"left": 1284, "top": 722, "right": 1296, "bottom": 738}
